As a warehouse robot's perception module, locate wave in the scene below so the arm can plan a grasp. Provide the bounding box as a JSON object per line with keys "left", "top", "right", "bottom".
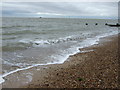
{"left": 3, "top": 60, "right": 31, "bottom": 68}
{"left": 1, "top": 25, "right": 35, "bottom": 28}
{"left": 2, "top": 36, "right": 20, "bottom": 40}
{"left": 3, "top": 30, "right": 117, "bottom": 52}
{"left": 3, "top": 30, "right": 45, "bottom": 35}
{"left": 19, "top": 35, "right": 85, "bottom": 46}
{"left": 2, "top": 35, "right": 84, "bottom": 52}
{"left": 2, "top": 42, "right": 33, "bottom": 51}
{"left": 3, "top": 29, "right": 118, "bottom": 52}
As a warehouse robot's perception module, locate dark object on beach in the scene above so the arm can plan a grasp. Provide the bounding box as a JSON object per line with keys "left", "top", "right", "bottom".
{"left": 105, "top": 23, "right": 120, "bottom": 27}
{"left": 45, "top": 83, "right": 49, "bottom": 86}
{"left": 56, "top": 73, "right": 59, "bottom": 75}
{"left": 78, "top": 77, "right": 83, "bottom": 81}
{"left": 95, "top": 23, "right": 98, "bottom": 25}
{"left": 39, "top": 17, "right": 42, "bottom": 18}
{"left": 86, "top": 23, "right": 88, "bottom": 25}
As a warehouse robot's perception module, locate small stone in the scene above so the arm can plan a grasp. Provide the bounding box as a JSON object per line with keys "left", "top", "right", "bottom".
{"left": 45, "top": 83, "right": 49, "bottom": 86}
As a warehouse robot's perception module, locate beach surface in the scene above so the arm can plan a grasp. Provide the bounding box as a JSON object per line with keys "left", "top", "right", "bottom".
{"left": 2, "top": 34, "right": 119, "bottom": 88}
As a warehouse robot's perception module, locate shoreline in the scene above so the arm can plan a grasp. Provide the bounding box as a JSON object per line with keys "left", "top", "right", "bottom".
{"left": 1, "top": 33, "right": 117, "bottom": 79}
{"left": 2, "top": 34, "right": 119, "bottom": 88}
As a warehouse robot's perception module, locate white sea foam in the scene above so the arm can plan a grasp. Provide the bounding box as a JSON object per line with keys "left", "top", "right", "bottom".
{"left": 3, "top": 60, "right": 30, "bottom": 68}
{"left": 18, "top": 34, "right": 84, "bottom": 47}
{"left": 16, "top": 55, "right": 23, "bottom": 58}
{"left": 0, "top": 75, "right": 5, "bottom": 84}
{"left": 80, "top": 50, "right": 94, "bottom": 53}
{"left": 34, "top": 40, "right": 50, "bottom": 45}
{"left": 19, "top": 39, "right": 32, "bottom": 44}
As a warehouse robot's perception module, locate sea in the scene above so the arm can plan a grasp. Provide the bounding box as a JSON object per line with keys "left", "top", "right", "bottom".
{"left": 1, "top": 17, "right": 118, "bottom": 84}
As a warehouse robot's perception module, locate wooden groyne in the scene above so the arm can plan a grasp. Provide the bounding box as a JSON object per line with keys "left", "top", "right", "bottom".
{"left": 105, "top": 23, "right": 120, "bottom": 27}
{"left": 85, "top": 23, "right": 120, "bottom": 27}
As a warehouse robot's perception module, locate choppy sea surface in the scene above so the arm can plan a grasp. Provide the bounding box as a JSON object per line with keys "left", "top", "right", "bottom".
{"left": 1, "top": 17, "right": 118, "bottom": 83}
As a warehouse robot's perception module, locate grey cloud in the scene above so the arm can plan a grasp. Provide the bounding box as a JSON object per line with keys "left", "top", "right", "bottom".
{"left": 1, "top": 2, "right": 118, "bottom": 18}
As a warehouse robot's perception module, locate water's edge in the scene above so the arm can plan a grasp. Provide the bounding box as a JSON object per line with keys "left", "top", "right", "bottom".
{"left": 0, "top": 32, "right": 118, "bottom": 84}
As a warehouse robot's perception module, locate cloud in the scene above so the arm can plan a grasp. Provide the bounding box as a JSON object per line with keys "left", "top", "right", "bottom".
{"left": 1, "top": 2, "right": 118, "bottom": 18}
{"left": 36, "top": 12, "right": 63, "bottom": 15}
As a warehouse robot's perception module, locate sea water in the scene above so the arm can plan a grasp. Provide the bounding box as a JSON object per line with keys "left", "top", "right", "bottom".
{"left": 1, "top": 17, "right": 118, "bottom": 83}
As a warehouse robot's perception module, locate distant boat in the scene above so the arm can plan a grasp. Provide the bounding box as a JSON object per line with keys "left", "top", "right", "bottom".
{"left": 105, "top": 23, "right": 120, "bottom": 27}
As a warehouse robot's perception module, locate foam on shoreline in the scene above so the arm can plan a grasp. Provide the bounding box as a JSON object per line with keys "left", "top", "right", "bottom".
{"left": 0, "top": 75, "right": 5, "bottom": 84}
{"left": 1, "top": 31, "right": 118, "bottom": 84}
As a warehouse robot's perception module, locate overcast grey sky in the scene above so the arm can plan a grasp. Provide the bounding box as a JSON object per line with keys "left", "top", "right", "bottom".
{"left": 1, "top": 2, "right": 118, "bottom": 19}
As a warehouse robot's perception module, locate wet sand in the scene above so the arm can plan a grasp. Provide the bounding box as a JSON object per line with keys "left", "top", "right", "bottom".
{"left": 2, "top": 34, "right": 119, "bottom": 89}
